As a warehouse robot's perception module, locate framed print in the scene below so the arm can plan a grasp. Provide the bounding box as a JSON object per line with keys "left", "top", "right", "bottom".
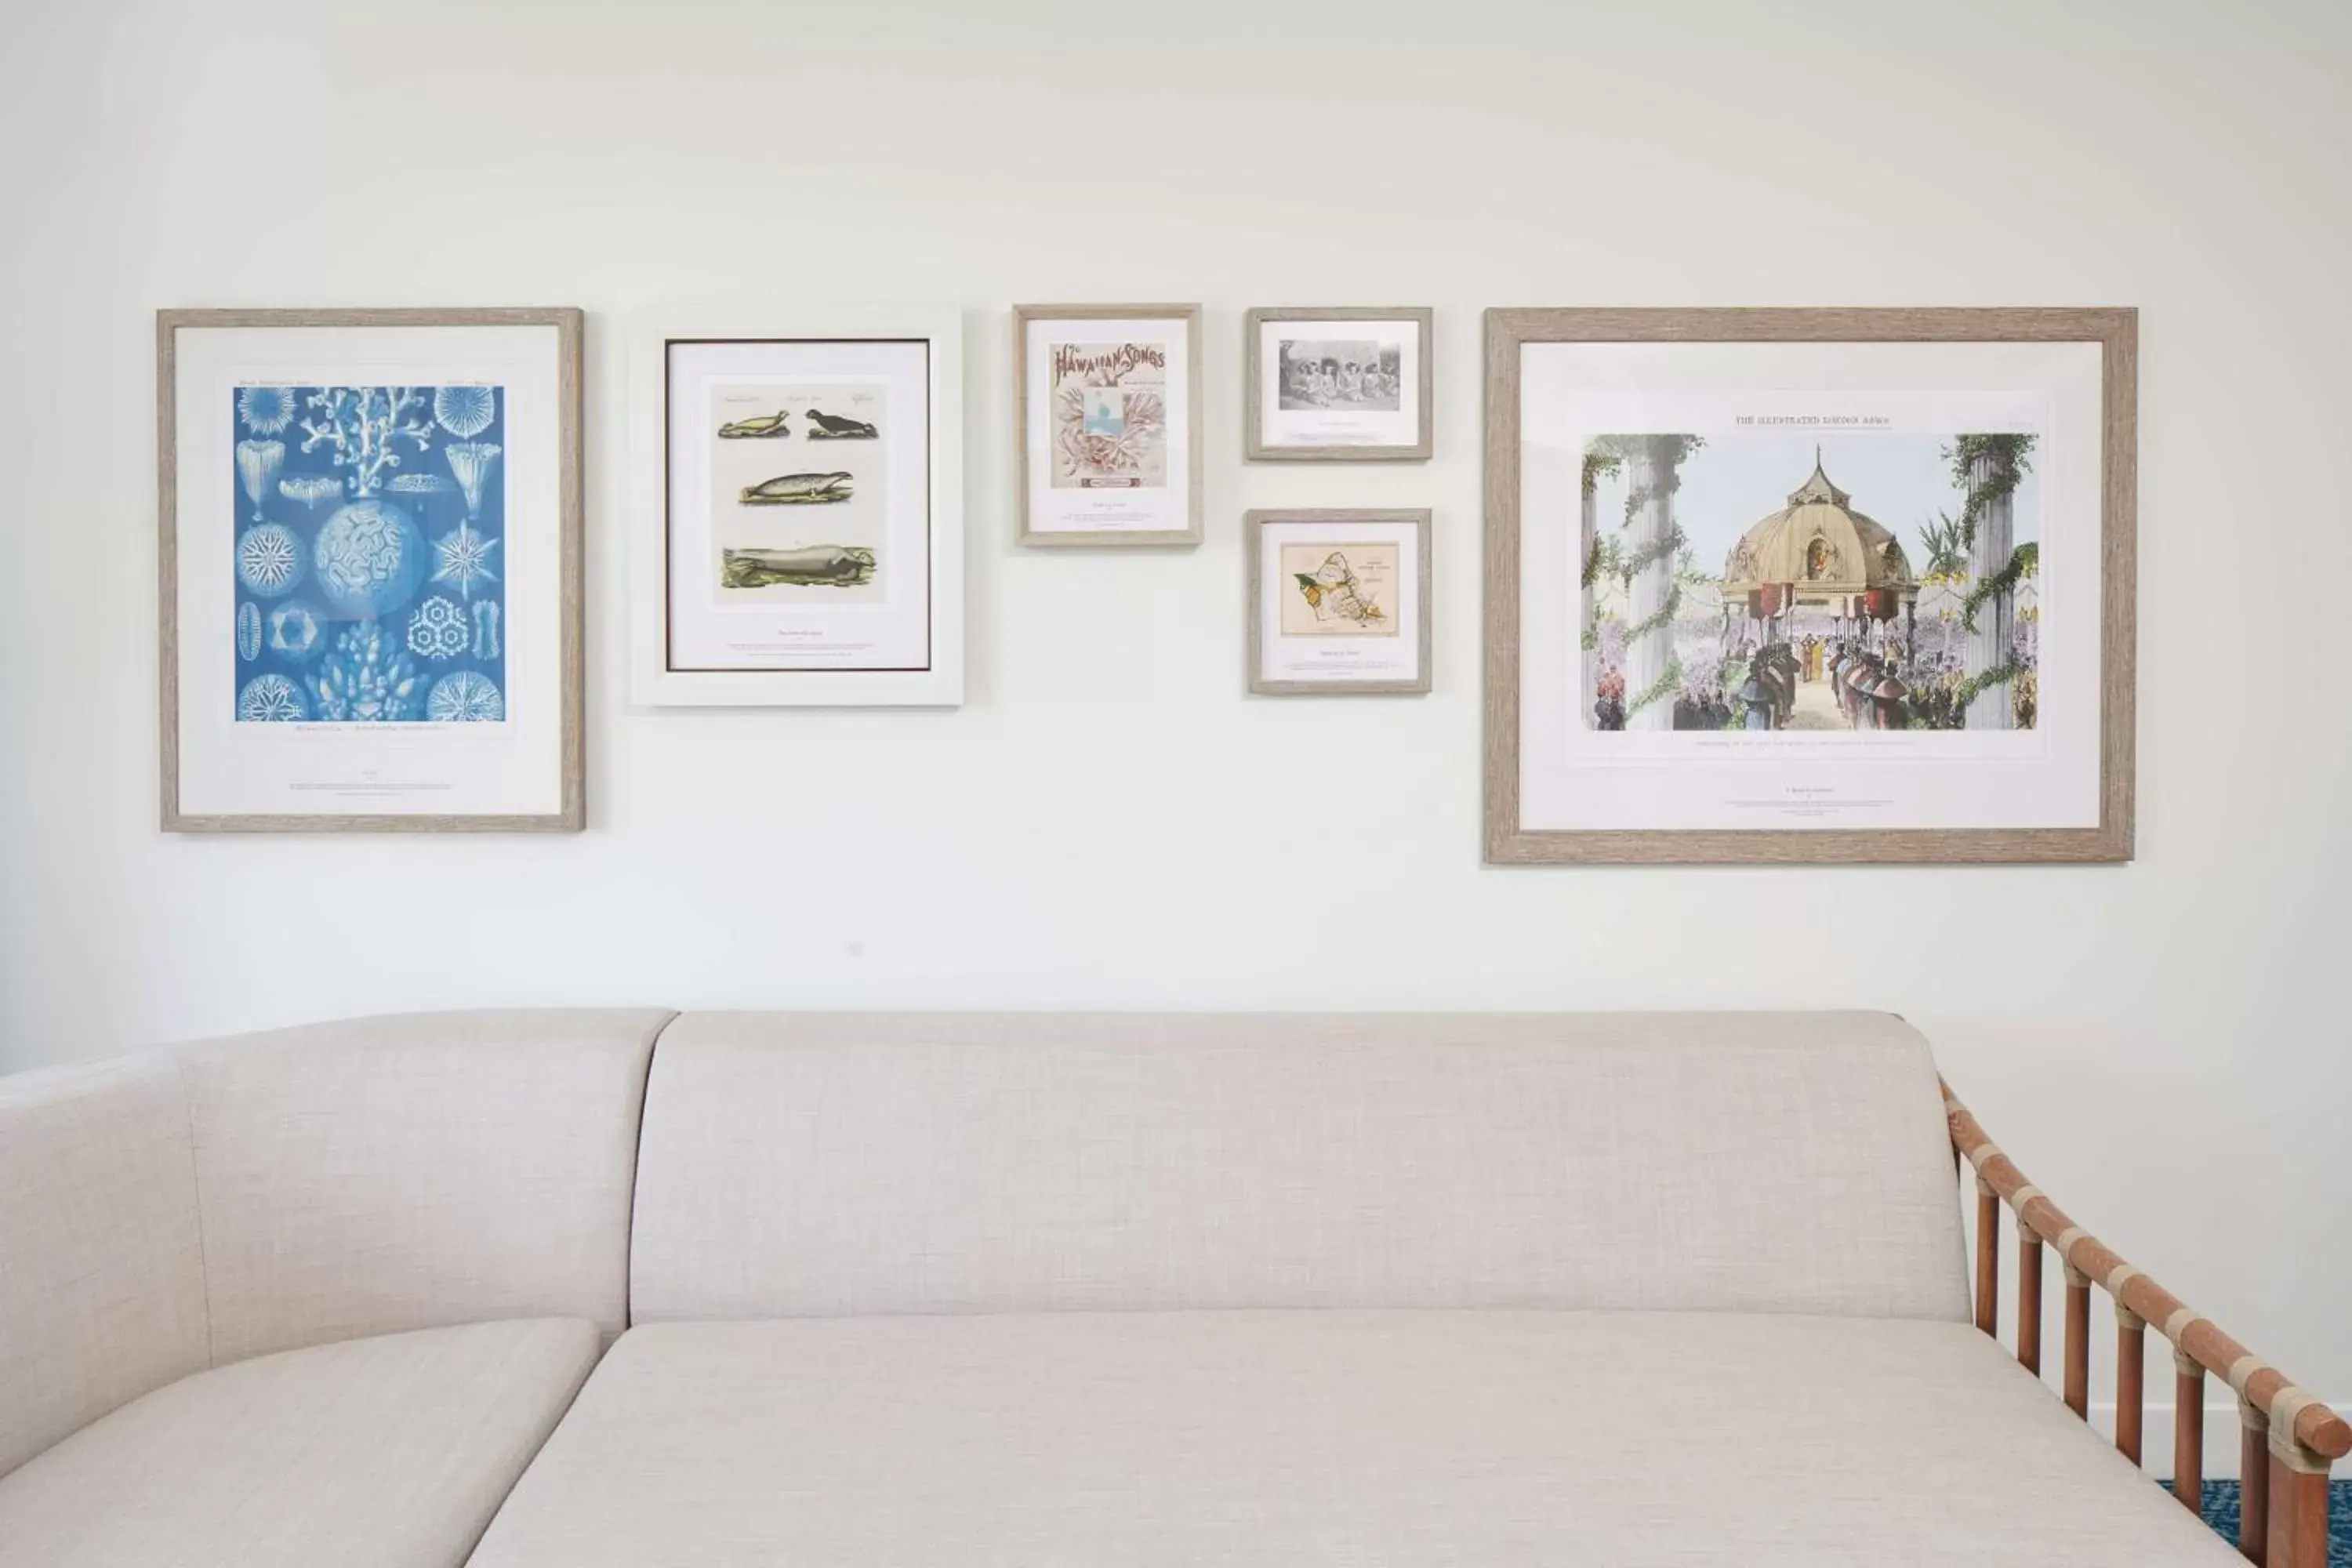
{"left": 1247, "top": 509, "right": 1432, "bottom": 695}
{"left": 158, "top": 307, "right": 583, "bottom": 833}
{"left": 1486, "top": 307, "right": 2136, "bottom": 865}
{"left": 1014, "top": 303, "right": 1201, "bottom": 546}
{"left": 630, "top": 307, "right": 964, "bottom": 707}
{"left": 1245, "top": 306, "right": 1433, "bottom": 461}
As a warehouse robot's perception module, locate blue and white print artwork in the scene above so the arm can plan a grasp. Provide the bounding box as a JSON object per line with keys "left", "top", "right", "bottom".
{"left": 230, "top": 385, "right": 506, "bottom": 724}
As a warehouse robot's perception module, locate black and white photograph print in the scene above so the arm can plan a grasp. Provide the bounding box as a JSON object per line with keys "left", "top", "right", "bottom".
{"left": 1277, "top": 339, "right": 1402, "bottom": 412}
{"left": 1246, "top": 307, "right": 1432, "bottom": 462}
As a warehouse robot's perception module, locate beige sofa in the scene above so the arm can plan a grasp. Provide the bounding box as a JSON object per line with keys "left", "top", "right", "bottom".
{"left": 0, "top": 1011, "right": 2301, "bottom": 1564}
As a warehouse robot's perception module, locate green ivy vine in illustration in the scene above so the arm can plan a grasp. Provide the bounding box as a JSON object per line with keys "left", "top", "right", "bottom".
{"left": 1621, "top": 521, "right": 1689, "bottom": 583}
{"left": 1943, "top": 434, "right": 2038, "bottom": 550}
{"left": 1618, "top": 582, "right": 1683, "bottom": 648}
{"left": 1588, "top": 434, "right": 1706, "bottom": 525}
{"left": 1625, "top": 656, "right": 1685, "bottom": 720}
{"left": 1581, "top": 445, "right": 1623, "bottom": 499}
{"left": 1949, "top": 659, "right": 2021, "bottom": 720}
{"left": 1960, "top": 541, "right": 2039, "bottom": 633}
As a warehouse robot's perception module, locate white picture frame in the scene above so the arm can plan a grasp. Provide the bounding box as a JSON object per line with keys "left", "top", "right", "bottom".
{"left": 630, "top": 306, "right": 964, "bottom": 708}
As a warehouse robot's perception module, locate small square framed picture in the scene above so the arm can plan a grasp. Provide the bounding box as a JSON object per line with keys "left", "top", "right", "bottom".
{"left": 1245, "top": 307, "right": 1433, "bottom": 461}
{"left": 1014, "top": 303, "right": 1202, "bottom": 546}
{"left": 1247, "top": 509, "right": 1432, "bottom": 695}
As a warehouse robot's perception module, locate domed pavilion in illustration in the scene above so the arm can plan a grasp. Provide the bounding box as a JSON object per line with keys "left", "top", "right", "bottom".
{"left": 1719, "top": 455, "right": 1918, "bottom": 640}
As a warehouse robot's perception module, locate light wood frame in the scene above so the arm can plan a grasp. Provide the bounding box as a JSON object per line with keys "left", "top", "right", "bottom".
{"left": 1014, "top": 303, "right": 1203, "bottom": 547}
{"left": 158, "top": 306, "right": 585, "bottom": 833}
{"left": 1483, "top": 306, "right": 2138, "bottom": 865}
{"left": 1246, "top": 509, "right": 1433, "bottom": 696}
{"left": 1243, "top": 306, "right": 1435, "bottom": 462}
{"left": 1946, "top": 1083, "right": 2344, "bottom": 1565}
{"left": 628, "top": 306, "right": 965, "bottom": 708}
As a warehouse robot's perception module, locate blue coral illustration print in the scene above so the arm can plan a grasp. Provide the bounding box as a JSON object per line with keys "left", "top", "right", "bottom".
{"left": 229, "top": 384, "right": 507, "bottom": 723}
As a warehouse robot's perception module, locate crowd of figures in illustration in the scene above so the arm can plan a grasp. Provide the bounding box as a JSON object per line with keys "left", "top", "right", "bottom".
{"left": 230, "top": 384, "right": 506, "bottom": 723}
{"left": 1589, "top": 614, "right": 2039, "bottom": 732}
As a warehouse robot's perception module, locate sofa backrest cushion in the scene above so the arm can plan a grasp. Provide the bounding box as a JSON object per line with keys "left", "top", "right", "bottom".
{"left": 0, "top": 1052, "right": 210, "bottom": 1479}
{"left": 628, "top": 1011, "right": 1969, "bottom": 1323}
{"left": 185, "top": 1010, "right": 670, "bottom": 1363}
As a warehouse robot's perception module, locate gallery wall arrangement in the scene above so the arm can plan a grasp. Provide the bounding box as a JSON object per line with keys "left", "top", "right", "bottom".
{"left": 152, "top": 300, "right": 2137, "bottom": 866}
{"left": 18, "top": 18, "right": 2337, "bottom": 1562}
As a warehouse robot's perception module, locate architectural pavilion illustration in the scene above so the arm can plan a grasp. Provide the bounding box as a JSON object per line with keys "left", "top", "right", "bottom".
{"left": 1719, "top": 454, "right": 1920, "bottom": 654}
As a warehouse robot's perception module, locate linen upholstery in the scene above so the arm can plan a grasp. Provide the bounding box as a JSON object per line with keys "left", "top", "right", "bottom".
{"left": 629, "top": 1011, "right": 1969, "bottom": 1322}
{"left": 0, "top": 1318, "right": 601, "bottom": 1568}
{"left": 468, "top": 1311, "right": 2237, "bottom": 1568}
{"left": 184, "top": 1009, "right": 671, "bottom": 1363}
{"left": 0, "top": 1052, "right": 209, "bottom": 1479}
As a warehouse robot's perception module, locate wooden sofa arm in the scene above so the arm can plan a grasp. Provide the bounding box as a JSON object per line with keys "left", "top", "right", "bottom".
{"left": 1942, "top": 1080, "right": 2342, "bottom": 1567}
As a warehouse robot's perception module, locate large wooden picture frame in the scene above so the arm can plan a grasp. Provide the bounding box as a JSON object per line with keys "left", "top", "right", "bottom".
{"left": 159, "top": 307, "right": 585, "bottom": 832}
{"left": 1485, "top": 307, "right": 2136, "bottom": 865}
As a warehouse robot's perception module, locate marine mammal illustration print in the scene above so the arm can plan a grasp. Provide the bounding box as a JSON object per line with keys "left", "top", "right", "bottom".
{"left": 739, "top": 471, "right": 853, "bottom": 504}
{"left": 717, "top": 410, "right": 791, "bottom": 438}
{"left": 720, "top": 546, "right": 877, "bottom": 588}
{"left": 803, "top": 409, "right": 878, "bottom": 439}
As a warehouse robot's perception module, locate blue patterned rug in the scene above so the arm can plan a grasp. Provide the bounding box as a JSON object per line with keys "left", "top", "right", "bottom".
{"left": 2167, "top": 1479, "right": 2352, "bottom": 1564}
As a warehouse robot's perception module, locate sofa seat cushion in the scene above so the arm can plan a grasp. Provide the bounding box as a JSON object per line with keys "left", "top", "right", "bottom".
{"left": 0, "top": 1318, "right": 601, "bottom": 1568}
{"left": 469, "top": 1312, "right": 2234, "bottom": 1567}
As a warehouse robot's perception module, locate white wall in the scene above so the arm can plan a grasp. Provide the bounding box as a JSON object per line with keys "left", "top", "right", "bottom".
{"left": 2, "top": 0, "right": 2346, "bottom": 1423}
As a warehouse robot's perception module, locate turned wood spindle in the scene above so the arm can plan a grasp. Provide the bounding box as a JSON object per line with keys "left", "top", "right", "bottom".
{"left": 2241, "top": 1396, "right": 2270, "bottom": 1563}
{"left": 2062, "top": 1261, "right": 2091, "bottom": 1420}
{"left": 2114, "top": 1302, "right": 2145, "bottom": 1465}
{"left": 1973, "top": 1177, "right": 2000, "bottom": 1338}
{"left": 2016, "top": 1219, "right": 2043, "bottom": 1374}
{"left": 2172, "top": 1347, "right": 2204, "bottom": 1518}
{"left": 2266, "top": 1428, "right": 2332, "bottom": 1568}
